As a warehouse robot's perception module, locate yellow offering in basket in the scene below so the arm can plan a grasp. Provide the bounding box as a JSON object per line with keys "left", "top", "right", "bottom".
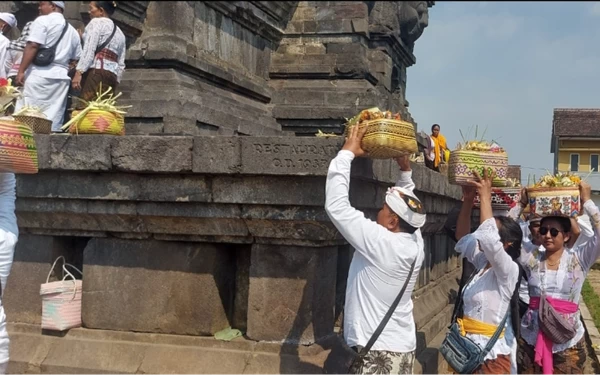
{"left": 344, "top": 108, "right": 418, "bottom": 159}
{"left": 61, "top": 87, "right": 130, "bottom": 135}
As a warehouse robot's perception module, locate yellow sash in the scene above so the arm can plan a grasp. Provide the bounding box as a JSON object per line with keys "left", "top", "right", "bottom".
{"left": 457, "top": 316, "right": 505, "bottom": 338}
{"left": 448, "top": 317, "right": 505, "bottom": 375}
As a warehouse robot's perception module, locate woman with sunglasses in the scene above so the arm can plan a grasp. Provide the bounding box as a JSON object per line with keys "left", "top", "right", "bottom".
{"left": 452, "top": 169, "right": 523, "bottom": 373}
{"left": 513, "top": 181, "right": 599, "bottom": 374}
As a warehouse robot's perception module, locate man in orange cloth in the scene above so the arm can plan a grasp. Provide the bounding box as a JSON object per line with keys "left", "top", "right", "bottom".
{"left": 431, "top": 124, "right": 447, "bottom": 172}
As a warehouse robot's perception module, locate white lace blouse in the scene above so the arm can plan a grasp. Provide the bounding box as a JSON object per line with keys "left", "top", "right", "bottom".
{"left": 455, "top": 218, "right": 519, "bottom": 374}
{"left": 516, "top": 200, "right": 600, "bottom": 353}
{"left": 75, "top": 17, "right": 126, "bottom": 82}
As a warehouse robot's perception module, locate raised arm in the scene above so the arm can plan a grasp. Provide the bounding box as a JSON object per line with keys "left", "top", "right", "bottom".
{"left": 325, "top": 126, "right": 401, "bottom": 263}
{"left": 467, "top": 169, "right": 519, "bottom": 282}
{"left": 393, "top": 155, "right": 416, "bottom": 192}
{"left": 576, "top": 183, "right": 600, "bottom": 270}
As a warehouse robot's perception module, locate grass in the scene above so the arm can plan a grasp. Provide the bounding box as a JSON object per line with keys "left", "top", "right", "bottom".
{"left": 582, "top": 279, "right": 600, "bottom": 331}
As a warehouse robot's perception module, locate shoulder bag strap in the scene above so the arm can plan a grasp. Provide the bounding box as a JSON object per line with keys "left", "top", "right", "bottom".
{"left": 480, "top": 302, "right": 511, "bottom": 357}
{"left": 358, "top": 258, "right": 417, "bottom": 356}
{"left": 95, "top": 23, "right": 117, "bottom": 55}
{"left": 50, "top": 20, "right": 69, "bottom": 50}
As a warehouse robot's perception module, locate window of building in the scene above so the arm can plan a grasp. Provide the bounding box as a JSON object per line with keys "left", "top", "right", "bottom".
{"left": 592, "top": 154, "right": 599, "bottom": 173}
{"left": 570, "top": 154, "right": 580, "bottom": 172}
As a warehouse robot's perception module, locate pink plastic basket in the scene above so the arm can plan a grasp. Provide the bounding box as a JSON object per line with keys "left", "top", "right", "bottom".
{"left": 40, "top": 256, "right": 83, "bottom": 331}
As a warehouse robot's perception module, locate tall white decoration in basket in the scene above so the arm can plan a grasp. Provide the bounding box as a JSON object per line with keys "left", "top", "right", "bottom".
{"left": 40, "top": 256, "right": 82, "bottom": 331}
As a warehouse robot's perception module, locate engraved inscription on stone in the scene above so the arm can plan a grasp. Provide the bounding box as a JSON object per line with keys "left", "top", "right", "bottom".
{"left": 252, "top": 142, "right": 339, "bottom": 170}
{"left": 241, "top": 138, "right": 343, "bottom": 174}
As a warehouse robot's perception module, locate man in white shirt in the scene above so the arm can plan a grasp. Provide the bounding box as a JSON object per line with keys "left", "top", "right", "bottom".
{"left": 0, "top": 13, "right": 17, "bottom": 79}
{"left": 15, "top": 1, "right": 82, "bottom": 132}
{"left": 0, "top": 173, "right": 19, "bottom": 374}
{"left": 325, "top": 125, "right": 426, "bottom": 374}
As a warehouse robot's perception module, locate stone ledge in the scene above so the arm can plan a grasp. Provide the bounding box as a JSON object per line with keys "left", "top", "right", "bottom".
{"left": 7, "top": 323, "right": 331, "bottom": 374}
{"left": 32, "top": 134, "right": 462, "bottom": 199}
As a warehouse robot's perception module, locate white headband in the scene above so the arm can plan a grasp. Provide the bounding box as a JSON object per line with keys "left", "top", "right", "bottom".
{"left": 385, "top": 187, "right": 426, "bottom": 229}
{"left": 52, "top": 1, "right": 65, "bottom": 9}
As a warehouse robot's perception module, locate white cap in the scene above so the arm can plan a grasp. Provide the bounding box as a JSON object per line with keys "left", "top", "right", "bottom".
{"left": 52, "top": 1, "right": 65, "bottom": 9}
{"left": 385, "top": 187, "right": 426, "bottom": 229}
{"left": 0, "top": 13, "right": 16, "bottom": 29}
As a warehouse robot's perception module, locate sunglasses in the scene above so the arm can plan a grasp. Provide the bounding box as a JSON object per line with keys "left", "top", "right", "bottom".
{"left": 539, "top": 227, "right": 561, "bottom": 237}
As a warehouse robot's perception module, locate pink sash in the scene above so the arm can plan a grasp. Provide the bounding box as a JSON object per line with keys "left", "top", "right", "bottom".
{"left": 529, "top": 296, "right": 578, "bottom": 374}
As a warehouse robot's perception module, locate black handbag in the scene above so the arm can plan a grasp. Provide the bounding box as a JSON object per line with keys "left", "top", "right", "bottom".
{"left": 347, "top": 258, "right": 417, "bottom": 373}
{"left": 34, "top": 20, "right": 68, "bottom": 67}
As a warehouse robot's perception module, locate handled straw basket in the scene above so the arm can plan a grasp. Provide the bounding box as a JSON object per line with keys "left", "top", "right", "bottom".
{"left": 448, "top": 149, "right": 508, "bottom": 187}
{"left": 527, "top": 186, "right": 580, "bottom": 218}
{"left": 0, "top": 117, "right": 38, "bottom": 174}
{"left": 13, "top": 115, "right": 52, "bottom": 134}
{"left": 345, "top": 119, "right": 418, "bottom": 159}
{"left": 40, "top": 256, "right": 83, "bottom": 331}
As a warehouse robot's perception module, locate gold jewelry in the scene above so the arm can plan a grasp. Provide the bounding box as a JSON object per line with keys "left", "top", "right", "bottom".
{"left": 546, "top": 259, "right": 560, "bottom": 267}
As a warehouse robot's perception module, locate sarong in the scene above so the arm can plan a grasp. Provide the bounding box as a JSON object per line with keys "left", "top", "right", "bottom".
{"left": 349, "top": 349, "right": 415, "bottom": 374}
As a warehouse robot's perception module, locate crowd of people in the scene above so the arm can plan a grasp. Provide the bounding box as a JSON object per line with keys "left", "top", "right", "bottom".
{"left": 0, "top": 1, "right": 126, "bottom": 373}
{"left": 0, "top": 0, "right": 125, "bottom": 132}
{"left": 327, "top": 125, "right": 600, "bottom": 374}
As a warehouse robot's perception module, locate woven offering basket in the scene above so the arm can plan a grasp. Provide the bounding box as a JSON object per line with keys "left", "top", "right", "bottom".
{"left": 473, "top": 187, "right": 521, "bottom": 210}
{"left": 13, "top": 115, "right": 52, "bottom": 134}
{"left": 527, "top": 186, "right": 580, "bottom": 218}
{"left": 69, "top": 109, "right": 125, "bottom": 135}
{"left": 345, "top": 119, "right": 418, "bottom": 159}
{"left": 0, "top": 118, "right": 38, "bottom": 174}
{"left": 448, "top": 149, "right": 508, "bottom": 187}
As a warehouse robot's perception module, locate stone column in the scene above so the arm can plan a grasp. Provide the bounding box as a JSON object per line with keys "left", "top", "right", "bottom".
{"left": 246, "top": 244, "right": 338, "bottom": 344}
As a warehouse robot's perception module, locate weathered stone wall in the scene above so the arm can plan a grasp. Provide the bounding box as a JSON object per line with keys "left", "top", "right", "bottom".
{"left": 271, "top": 1, "right": 433, "bottom": 135}
{"left": 6, "top": 134, "right": 458, "bottom": 373}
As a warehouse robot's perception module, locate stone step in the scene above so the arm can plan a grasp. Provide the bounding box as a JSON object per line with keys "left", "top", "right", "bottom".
{"left": 414, "top": 322, "right": 449, "bottom": 375}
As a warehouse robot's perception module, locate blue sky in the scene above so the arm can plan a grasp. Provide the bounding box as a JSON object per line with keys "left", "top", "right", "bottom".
{"left": 406, "top": 1, "right": 600, "bottom": 183}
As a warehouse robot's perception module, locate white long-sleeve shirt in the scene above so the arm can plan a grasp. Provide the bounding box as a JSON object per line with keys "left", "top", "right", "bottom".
{"left": 507, "top": 205, "right": 594, "bottom": 304}
{"left": 455, "top": 219, "right": 519, "bottom": 374}
{"left": 325, "top": 150, "right": 425, "bottom": 353}
{"left": 76, "top": 17, "right": 126, "bottom": 82}
{"left": 0, "top": 35, "right": 9, "bottom": 79}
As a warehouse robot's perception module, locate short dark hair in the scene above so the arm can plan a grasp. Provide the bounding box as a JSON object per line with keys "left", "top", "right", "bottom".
{"left": 432, "top": 124, "right": 440, "bottom": 132}
{"left": 94, "top": 1, "right": 117, "bottom": 16}
{"left": 494, "top": 216, "right": 523, "bottom": 261}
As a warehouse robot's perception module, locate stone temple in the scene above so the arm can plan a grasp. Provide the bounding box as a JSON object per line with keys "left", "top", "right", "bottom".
{"left": 0, "top": 1, "right": 467, "bottom": 373}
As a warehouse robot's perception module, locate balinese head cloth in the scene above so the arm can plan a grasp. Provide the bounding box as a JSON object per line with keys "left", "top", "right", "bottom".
{"left": 385, "top": 187, "right": 426, "bottom": 229}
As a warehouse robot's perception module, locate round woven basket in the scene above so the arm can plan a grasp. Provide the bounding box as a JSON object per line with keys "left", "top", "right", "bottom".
{"left": 527, "top": 186, "right": 580, "bottom": 218}
{"left": 447, "top": 149, "right": 508, "bottom": 187}
{"left": 13, "top": 115, "right": 52, "bottom": 134}
{"left": 345, "top": 119, "right": 418, "bottom": 159}
{"left": 69, "top": 109, "right": 125, "bottom": 135}
{"left": 473, "top": 187, "right": 521, "bottom": 210}
{"left": 0, "top": 118, "right": 38, "bottom": 174}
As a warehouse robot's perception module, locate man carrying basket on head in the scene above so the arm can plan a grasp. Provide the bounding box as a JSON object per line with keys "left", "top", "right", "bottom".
{"left": 325, "top": 125, "right": 426, "bottom": 374}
